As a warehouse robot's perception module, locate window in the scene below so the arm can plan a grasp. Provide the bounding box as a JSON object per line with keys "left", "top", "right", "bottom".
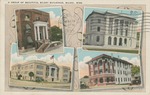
{"left": 119, "top": 38, "right": 122, "bottom": 46}
{"left": 125, "top": 29, "right": 128, "bottom": 36}
{"left": 98, "top": 19, "right": 101, "bottom": 23}
{"left": 36, "top": 71, "right": 43, "bottom": 75}
{"left": 96, "top": 36, "right": 100, "bottom": 42}
{"left": 108, "top": 36, "right": 112, "bottom": 45}
{"left": 95, "top": 79, "right": 98, "bottom": 84}
{"left": 125, "top": 21, "right": 129, "bottom": 27}
{"left": 116, "top": 28, "right": 118, "bottom": 35}
{"left": 25, "top": 15, "right": 30, "bottom": 21}
{"left": 121, "top": 29, "right": 123, "bottom": 35}
{"left": 106, "top": 77, "right": 110, "bottom": 83}
{"left": 51, "top": 68, "right": 55, "bottom": 76}
{"left": 114, "top": 37, "right": 117, "bottom": 45}
{"left": 124, "top": 38, "right": 127, "bottom": 45}
{"left": 37, "top": 65, "right": 44, "bottom": 69}
{"left": 100, "top": 78, "right": 103, "bottom": 83}
{"left": 36, "top": 17, "right": 40, "bottom": 20}
{"left": 99, "top": 69, "right": 103, "bottom": 74}
{"left": 97, "top": 27, "right": 100, "bottom": 32}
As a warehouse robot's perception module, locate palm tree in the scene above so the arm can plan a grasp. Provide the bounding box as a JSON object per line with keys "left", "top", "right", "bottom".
{"left": 29, "top": 72, "right": 34, "bottom": 80}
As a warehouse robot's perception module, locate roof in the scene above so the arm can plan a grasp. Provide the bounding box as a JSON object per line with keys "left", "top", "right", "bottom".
{"left": 85, "top": 10, "right": 136, "bottom": 21}
{"left": 23, "top": 60, "right": 47, "bottom": 65}
{"left": 86, "top": 54, "right": 133, "bottom": 65}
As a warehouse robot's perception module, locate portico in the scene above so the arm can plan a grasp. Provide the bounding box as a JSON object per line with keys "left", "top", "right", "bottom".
{"left": 33, "top": 21, "right": 49, "bottom": 41}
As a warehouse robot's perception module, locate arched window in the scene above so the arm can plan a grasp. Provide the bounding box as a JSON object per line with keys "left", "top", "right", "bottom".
{"left": 25, "top": 24, "right": 31, "bottom": 33}
{"left": 124, "top": 38, "right": 127, "bottom": 45}
{"left": 99, "top": 78, "right": 103, "bottom": 83}
{"left": 108, "top": 36, "right": 112, "bottom": 45}
{"left": 95, "top": 78, "right": 98, "bottom": 84}
{"left": 25, "top": 15, "right": 30, "bottom": 21}
{"left": 97, "top": 27, "right": 100, "bottom": 32}
{"left": 113, "top": 37, "right": 117, "bottom": 45}
{"left": 119, "top": 38, "right": 122, "bottom": 46}
{"left": 96, "top": 36, "right": 100, "bottom": 42}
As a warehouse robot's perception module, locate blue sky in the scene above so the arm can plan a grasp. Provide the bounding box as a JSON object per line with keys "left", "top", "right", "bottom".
{"left": 77, "top": 48, "right": 139, "bottom": 62}
{"left": 84, "top": 7, "right": 142, "bottom": 21}
{"left": 11, "top": 43, "right": 74, "bottom": 61}
{"left": 35, "top": 7, "right": 62, "bottom": 17}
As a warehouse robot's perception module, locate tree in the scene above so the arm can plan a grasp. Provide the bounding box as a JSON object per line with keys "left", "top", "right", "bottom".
{"left": 18, "top": 74, "right": 22, "bottom": 80}
{"left": 50, "top": 26, "right": 62, "bottom": 41}
{"left": 131, "top": 65, "right": 140, "bottom": 76}
{"left": 83, "top": 76, "right": 89, "bottom": 78}
{"left": 29, "top": 72, "right": 34, "bottom": 80}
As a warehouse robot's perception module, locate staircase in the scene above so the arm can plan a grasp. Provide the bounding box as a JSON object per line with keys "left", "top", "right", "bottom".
{"left": 36, "top": 42, "right": 49, "bottom": 53}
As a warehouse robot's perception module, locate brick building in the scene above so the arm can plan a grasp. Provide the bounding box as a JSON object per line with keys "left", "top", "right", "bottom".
{"left": 86, "top": 54, "right": 132, "bottom": 86}
{"left": 16, "top": 9, "right": 51, "bottom": 52}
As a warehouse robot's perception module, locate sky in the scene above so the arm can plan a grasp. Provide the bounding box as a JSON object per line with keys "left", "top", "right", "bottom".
{"left": 35, "top": 7, "right": 62, "bottom": 28}
{"left": 77, "top": 48, "right": 141, "bottom": 78}
{"left": 10, "top": 43, "right": 74, "bottom": 70}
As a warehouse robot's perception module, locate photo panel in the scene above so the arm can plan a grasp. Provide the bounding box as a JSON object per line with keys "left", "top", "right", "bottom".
{"left": 82, "top": 7, "right": 143, "bottom": 54}
{"left": 9, "top": 43, "right": 74, "bottom": 91}
{"left": 15, "top": 7, "right": 64, "bottom": 55}
{"left": 78, "top": 48, "right": 143, "bottom": 90}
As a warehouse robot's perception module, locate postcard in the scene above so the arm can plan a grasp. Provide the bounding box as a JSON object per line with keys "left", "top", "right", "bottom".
{"left": 14, "top": 7, "right": 64, "bottom": 55}
{"left": 78, "top": 48, "right": 143, "bottom": 90}
{"left": 82, "top": 7, "right": 143, "bottom": 54}
{"left": 9, "top": 43, "right": 74, "bottom": 90}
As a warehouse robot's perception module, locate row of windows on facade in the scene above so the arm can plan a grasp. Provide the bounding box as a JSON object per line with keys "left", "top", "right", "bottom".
{"left": 116, "top": 77, "right": 131, "bottom": 82}
{"left": 23, "top": 14, "right": 48, "bottom": 21}
{"left": 12, "top": 65, "right": 44, "bottom": 70}
{"left": 90, "top": 77, "right": 131, "bottom": 84}
{"left": 90, "top": 18, "right": 134, "bottom": 26}
{"left": 90, "top": 68, "right": 130, "bottom": 75}
{"left": 90, "top": 77, "right": 115, "bottom": 84}
{"left": 91, "top": 26, "right": 130, "bottom": 36}
{"left": 89, "top": 61, "right": 131, "bottom": 70}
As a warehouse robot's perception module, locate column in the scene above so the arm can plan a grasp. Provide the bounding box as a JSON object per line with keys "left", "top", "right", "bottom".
{"left": 103, "top": 61, "right": 105, "bottom": 73}
{"left": 111, "top": 37, "right": 114, "bottom": 46}
{"left": 54, "top": 68, "right": 57, "bottom": 79}
{"left": 34, "top": 26, "right": 37, "bottom": 41}
{"left": 45, "top": 25, "right": 49, "bottom": 40}
{"left": 88, "top": 64, "right": 91, "bottom": 76}
{"left": 49, "top": 67, "right": 51, "bottom": 78}
{"left": 98, "top": 61, "right": 100, "bottom": 74}
{"left": 118, "top": 20, "right": 120, "bottom": 35}
{"left": 43, "top": 26, "right": 45, "bottom": 40}
{"left": 93, "top": 63, "right": 95, "bottom": 75}
{"left": 112, "top": 63, "right": 115, "bottom": 73}
{"left": 37, "top": 26, "right": 40, "bottom": 40}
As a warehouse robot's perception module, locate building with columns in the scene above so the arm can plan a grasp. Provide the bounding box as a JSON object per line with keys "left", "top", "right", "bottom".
{"left": 86, "top": 54, "right": 132, "bottom": 86}
{"left": 16, "top": 9, "right": 51, "bottom": 52}
{"left": 11, "top": 60, "right": 71, "bottom": 83}
{"left": 83, "top": 11, "right": 138, "bottom": 49}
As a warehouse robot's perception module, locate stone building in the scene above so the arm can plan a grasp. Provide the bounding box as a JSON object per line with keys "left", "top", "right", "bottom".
{"left": 11, "top": 60, "right": 71, "bottom": 83}
{"left": 84, "top": 11, "right": 138, "bottom": 49}
{"left": 86, "top": 54, "right": 132, "bottom": 86}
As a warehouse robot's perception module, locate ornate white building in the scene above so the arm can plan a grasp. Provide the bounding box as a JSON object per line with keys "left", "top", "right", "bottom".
{"left": 83, "top": 11, "right": 138, "bottom": 49}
